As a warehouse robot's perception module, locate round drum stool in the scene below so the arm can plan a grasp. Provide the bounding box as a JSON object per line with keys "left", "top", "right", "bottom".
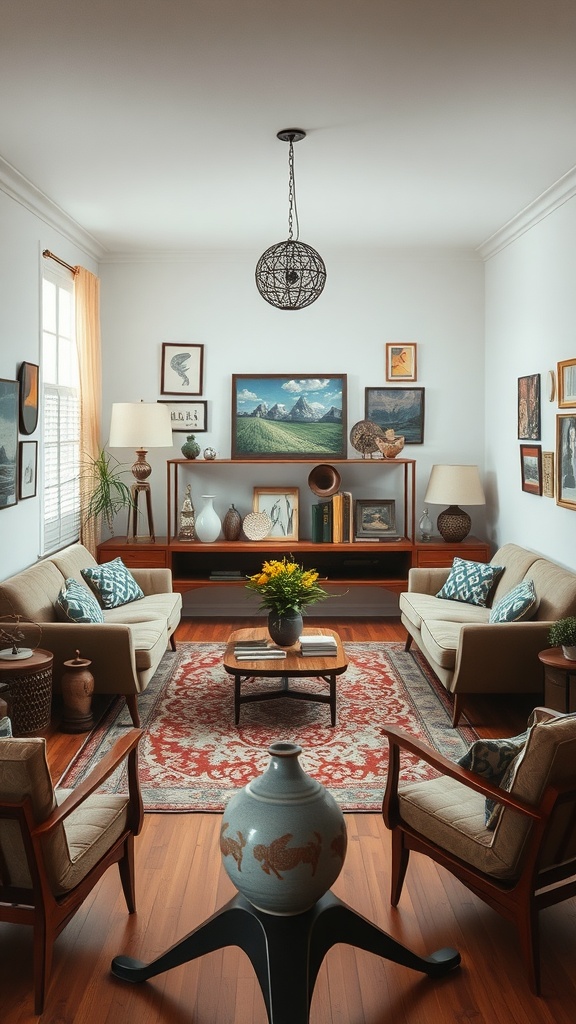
{"left": 0, "top": 649, "right": 53, "bottom": 735}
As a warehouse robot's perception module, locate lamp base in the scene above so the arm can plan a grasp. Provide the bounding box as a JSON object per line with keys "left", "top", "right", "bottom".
{"left": 436, "top": 506, "right": 471, "bottom": 543}
{"left": 127, "top": 482, "right": 156, "bottom": 542}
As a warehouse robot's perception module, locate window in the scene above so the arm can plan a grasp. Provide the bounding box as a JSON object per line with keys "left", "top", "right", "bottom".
{"left": 41, "top": 267, "right": 80, "bottom": 554}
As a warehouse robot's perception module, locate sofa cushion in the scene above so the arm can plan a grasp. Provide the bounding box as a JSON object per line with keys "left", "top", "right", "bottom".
{"left": 489, "top": 543, "right": 541, "bottom": 606}
{"left": 49, "top": 543, "right": 98, "bottom": 586}
{"left": 103, "top": 592, "right": 182, "bottom": 634}
{"left": 436, "top": 558, "right": 504, "bottom": 607}
{"left": 488, "top": 580, "right": 538, "bottom": 624}
{"left": 125, "top": 619, "right": 169, "bottom": 671}
{"left": 0, "top": 560, "right": 65, "bottom": 622}
{"left": 81, "top": 558, "right": 144, "bottom": 609}
{"left": 55, "top": 578, "right": 104, "bottom": 624}
{"left": 419, "top": 619, "right": 463, "bottom": 670}
{"left": 526, "top": 559, "right": 576, "bottom": 622}
{"left": 400, "top": 591, "right": 489, "bottom": 632}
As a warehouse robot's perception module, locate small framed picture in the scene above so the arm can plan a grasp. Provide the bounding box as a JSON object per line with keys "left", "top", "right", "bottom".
{"left": 542, "top": 451, "right": 555, "bottom": 498}
{"left": 158, "top": 400, "right": 208, "bottom": 432}
{"left": 365, "top": 386, "right": 425, "bottom": 444}
{"left": 253, "top": 487, "right": 299, "bottom": 541}
{"left": 385, "top": 343, "right": 417, "bottom": 382}
{"left": 556, "top": 413, "right": 576, "bottom": 510}
{"left": 520, "top": 444, "right": 542, "bottom": 495}
{"left": 0, "top": 378, "right": 18, "bottom": 509}
{"left": 557, "top": 359, "right": 576, "bottom": 408}
{"left": 18, "top": 440, "right": 37, "bottom": 499}
{"left": 354, "top": 499, "right": 398, "bottom": 539}
{"left": 18, "top": 362, "right": 39, "bottom": 435}
{"left": 517, "top": 373, "right": 541, "bottom": 440}
{"left": 161, "top": 343, "right": 204, "bottom": 396}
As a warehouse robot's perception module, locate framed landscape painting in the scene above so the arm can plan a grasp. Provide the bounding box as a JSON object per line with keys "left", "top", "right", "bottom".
{"left": 231, "top": 374, "right": 347, "bottom": 459}
{"left": 0, "top": 378, "right": 18, "bottom": 508}
{"left": 354, "top": 498, "right": 398, "bottom": 539}
{"left": 520, "top": 444, "right": 542, "bottom": 495}
{"left": 364, "top": 386, "right": 425, "bottom": 444}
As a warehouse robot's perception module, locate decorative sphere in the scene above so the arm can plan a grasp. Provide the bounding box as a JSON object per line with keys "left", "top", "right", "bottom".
{"left": 203, "top": 447, "right": 217, "bottom": 460}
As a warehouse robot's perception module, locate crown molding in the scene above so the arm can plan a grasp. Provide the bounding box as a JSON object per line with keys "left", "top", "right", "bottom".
{"left": 0, "top": 155, "right": 105, "bottom": 261}
{"left": 477, "top": 164, "right": 576, "bottom": 261}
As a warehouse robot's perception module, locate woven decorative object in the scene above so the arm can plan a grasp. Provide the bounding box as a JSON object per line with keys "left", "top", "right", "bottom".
{"left": 375, "top": 429, "right": 405, "bottom": 459}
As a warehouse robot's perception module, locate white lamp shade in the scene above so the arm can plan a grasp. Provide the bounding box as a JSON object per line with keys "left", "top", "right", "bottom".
{"left": 424, "top": 465, "right": 485, "bottom": 506}
{"left": 108, "top": 402, "right": 173, "bottom": 449}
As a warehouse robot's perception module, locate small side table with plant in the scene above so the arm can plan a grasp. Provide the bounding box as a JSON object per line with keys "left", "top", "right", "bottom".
{"left": 539, "top": 617, "right": 576, "bottom": 714}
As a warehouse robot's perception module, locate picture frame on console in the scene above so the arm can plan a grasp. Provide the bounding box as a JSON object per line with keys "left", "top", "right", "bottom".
{"left": 364, "top": 386, "right": 425, "bottom": 444}
{"left": 520, "top": 443, "right": 542, "bottom": 495}
{"left": 161, "top": 343, "right": 204, "bottom": 396}
{"left": 159, "top": 400, "right": 208, "bottom": 432}
{"left": 253, "top": 486, "right": 299, "bottom": 541}
{"left": 231, "top": 374, "right": 347, "bottom": 459}
{"left": 385, "top": 343, "right": 417, "bottom": 382}
{"left": 18, "top": 440, "right": 37, "bottom": 499}
{"left": 354, "top": 498, "right": 398, "bottom": 539}
{"left": 0, "top": 378, "right": 18, "bottom": 509}
{"left": 557, "top": 413, "right": 576, "bottom": 510}
{"left": 517, "top": 373, "right": 540, "bottom": 439}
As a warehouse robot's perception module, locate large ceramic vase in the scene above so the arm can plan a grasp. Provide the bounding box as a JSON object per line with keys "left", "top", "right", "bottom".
{"left": 195, "top": 495, "right": 221, "bottom": 543}
{"left": 267, "top": 608, "right": 303, "bottom": 647}
{"left": 220, "top": 741, "right": 347, "bottom": 915}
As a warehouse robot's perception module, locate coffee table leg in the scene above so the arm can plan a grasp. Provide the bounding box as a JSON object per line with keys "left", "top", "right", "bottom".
{"left": 329, "top": 675, "right": 336, "bottom": 726}
{"left": 234, "top": 675, "right": 241, "bottom": 725}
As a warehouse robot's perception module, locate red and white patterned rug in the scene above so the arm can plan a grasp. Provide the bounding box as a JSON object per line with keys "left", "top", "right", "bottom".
{"left": 59, "top": 641, "right": 477, "bottom": 812}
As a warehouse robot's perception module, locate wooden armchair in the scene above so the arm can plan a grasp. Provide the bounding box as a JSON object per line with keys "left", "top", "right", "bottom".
{"left": 382, "top": 708, "right": 576, "bottom": 994}
{"left": 0, "top": 729, "right": 144, "bottom": 1013}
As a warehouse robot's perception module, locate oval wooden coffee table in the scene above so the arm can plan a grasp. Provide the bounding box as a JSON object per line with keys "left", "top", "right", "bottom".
{"left": 223, "top": 627, "right": 348, "bottom": 726}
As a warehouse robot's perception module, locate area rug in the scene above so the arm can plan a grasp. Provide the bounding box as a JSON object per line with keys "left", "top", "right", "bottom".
{"left": 59, "top": 642, "right": 478, "bottom": 812}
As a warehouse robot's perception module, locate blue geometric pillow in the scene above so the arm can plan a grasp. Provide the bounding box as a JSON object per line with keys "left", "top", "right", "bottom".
{"left": 55, "top": 578, "right": 104, "bottom": 623}
{"left": 436, "top": 557, "right": 504, "bottom": 607}
{"left": 489, "top": 579, "right": 538, "bottom": 624}
{"left": 81, "top": 557, "right": 144, "bottom": 609}
{"left": 0, "top": 716, "right": 12, "bottom": 737}
{"left": 458, "top": 732, "right": 528, "bottom": 827}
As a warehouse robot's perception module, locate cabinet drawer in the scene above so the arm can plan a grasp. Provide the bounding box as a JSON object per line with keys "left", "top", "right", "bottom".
{"left": 98, "top": 545, "right": 168, "bottom": 569}
{"left": 414, "top": 540, "right": 490, "bottom": 569}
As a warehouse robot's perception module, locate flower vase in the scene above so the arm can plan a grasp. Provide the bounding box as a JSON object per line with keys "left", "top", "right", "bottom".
{"left": 267, "top": 608, "right": 303, "bottom": 647}
{"left": 195, "top": 495, "right": 221, "bottom": 543}
{"left": 220, "top": 741, "right": 347, "bottom": 915}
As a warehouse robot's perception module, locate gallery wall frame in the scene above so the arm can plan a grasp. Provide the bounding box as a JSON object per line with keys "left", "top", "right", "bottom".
{"left": 231, "top": 374, "right": 347, "bottom": 460}
{"left": 385, "top": 343, "right": 417, "bottom": 382}
{"left": 520, "top": 444, "right": 542, "bottom": 495}
{"left": 557, "top": 358, "right": 576, "bottom": 409}
{"left": 354, "top": 498, "right": 398, "bottom": 539}
{"left": 364, "top": 386, "right": 425, "bottom": 444}
{"left": 556, "top": 413, "right": 576, "bottom": 510}
{"left": 542, "top": 451, "right": 554, "bottom": 499}
{"left": 160, "top": 343, "right": 204, "bottom": 396}
{"left": 158, "top": 400, "right": 208, "bottom": 432}
{"left": 17, "top": 362, "right": 39, "bottom": 435}
{"left": 0, "top": 378, "right": 18, "bottom": 509}
{"left": 253, "top": 487, "right": 299, "bottom": 541}
{"left": 18, "top": 440, "right": 37, "bottom": 499}
{"left": 517, "top": 373, "right": 540, "bottom": 440}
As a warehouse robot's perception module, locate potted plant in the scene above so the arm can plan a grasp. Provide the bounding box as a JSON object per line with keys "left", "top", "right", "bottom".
{"left": 246, "top": 556, "right": 329, "bottom": 646}
{"left": 82, "top": 449, "right": 136, "bottom": 536}
{"left": 548, "top": 617, "right": 576, "bottom": 660}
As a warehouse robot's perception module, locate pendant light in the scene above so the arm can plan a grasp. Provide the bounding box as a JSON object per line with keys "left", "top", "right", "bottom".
{"left": 255, "top": 129, "right": 327, "bottom": 310}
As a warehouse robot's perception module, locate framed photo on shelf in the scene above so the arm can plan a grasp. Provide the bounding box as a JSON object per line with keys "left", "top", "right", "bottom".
{"left": 542, "top": 451, "right": 555, "bottom": 498}
{"left": 158, "top": 400, "right": 208, "bottom": 432}
{"left": 253, "top": 487, "right": 299, "bottom": 541}
{"left": 160, "top": 343, "right": 204, "bottom": 396}
{"left": 556, "top": 413, "right": 576, "bottom": 510}
{"left": 364, "top": 386, "right": 425, "bottom": 444}
{"left": 385, "top": 343, "right": 417, "bottom": 382}
{"left": 231, "top": 374, "right": 347, "bottom": 459}
{"left": 354, "top": 498, "right": 398, "bottom": 539}
{"left": 0, "top": 378, "right": 18, "bottom": 509}
{"left": 518, "top": 373, "right": 540, "bottom": 439}
{"left": 557, "top": 358, "right": 576, "bottom": 408}
{"left": 520, "top": 444, "right": 542, "bottom": 495}
{"left": 18, "top": 440, "right": 37, "bottom": 499}
{"left": 18, "top": 361, "right": 39, "bottom": 435}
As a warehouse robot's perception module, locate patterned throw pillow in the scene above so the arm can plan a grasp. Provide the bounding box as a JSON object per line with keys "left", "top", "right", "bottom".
{"left": 488, "top": 579, "right": 538, "bottom": 624}
{"left": 458, "top": 732, "right": 528, "bottom": 827}
{"left": 435, "top": 557, "right": 504, "bottom": 607}
{"left": 81, "top": 558, "right": 144, "bottom": 609}
{"left": 55, "top": 578, "right": 104, "bottom": 623}
{"left": 0, "top": 716, "right": 12, "bottom": 737}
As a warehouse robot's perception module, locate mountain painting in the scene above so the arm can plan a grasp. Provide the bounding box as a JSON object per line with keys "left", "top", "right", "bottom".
{"left": 365, "top": 387, "right": 425, "bottom": 444}
{"left": 232, "top": 375, "right": 347, "bottom": 458}
{"left": 0, "top": 379, "right": 18, "bottom": 509}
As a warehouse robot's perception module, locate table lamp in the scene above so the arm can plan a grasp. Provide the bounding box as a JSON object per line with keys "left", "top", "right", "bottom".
{"left": 424, "top": 465, "right": 485, "bottom": 543}
{"left": 108, "top": 401, "right": 173, "bottom": 541}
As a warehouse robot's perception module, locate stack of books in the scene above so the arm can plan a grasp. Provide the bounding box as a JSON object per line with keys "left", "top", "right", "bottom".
{"left": 233, "top": 639, "right": 287, "bottom": 660}
{"left": 299, "top": 634, "right": 338, "bottom": 657}
{"left": 210, "top": 570, "right": 244, "bottom": 581}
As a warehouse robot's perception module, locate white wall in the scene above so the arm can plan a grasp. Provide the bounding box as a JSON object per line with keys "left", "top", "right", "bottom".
{"left": 484, "top": 196, "right": 576, "bottom": 569}
{"left": 0, "top": 187, "right": 99, "bottom": 578}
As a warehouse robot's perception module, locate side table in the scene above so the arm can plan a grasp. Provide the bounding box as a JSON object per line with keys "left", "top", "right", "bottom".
{"left": 0, "top": 649, "right": 54, "bottom": 735}
{"left": 538, "top": 648, "right": 576, "bottom": 714}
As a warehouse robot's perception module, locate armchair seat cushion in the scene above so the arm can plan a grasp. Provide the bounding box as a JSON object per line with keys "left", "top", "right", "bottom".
{"left": 51, "top": 790, "right": 129, "bottom": 895}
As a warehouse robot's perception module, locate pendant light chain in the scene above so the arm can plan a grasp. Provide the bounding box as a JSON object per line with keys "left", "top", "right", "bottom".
{"left": 287, "top": 137, "right": 300, "bottom": 242}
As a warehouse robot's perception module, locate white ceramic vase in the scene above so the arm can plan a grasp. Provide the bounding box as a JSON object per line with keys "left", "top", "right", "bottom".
{"left": 194, "top": 495, "right": 221, "bottom": 543}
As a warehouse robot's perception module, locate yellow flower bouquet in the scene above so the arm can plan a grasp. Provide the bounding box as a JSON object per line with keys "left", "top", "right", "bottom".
{"left": 246, "top": 557, "right": 329, "bottom": 616}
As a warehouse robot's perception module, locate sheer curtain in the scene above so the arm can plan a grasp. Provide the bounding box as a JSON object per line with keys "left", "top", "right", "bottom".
{"left": 74, "top": 267, "right": 102, "bottom": 557}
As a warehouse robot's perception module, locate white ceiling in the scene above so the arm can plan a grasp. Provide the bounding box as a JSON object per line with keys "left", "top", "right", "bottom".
{"left": 2, "top": 0, "right": 576, "bottom": 255}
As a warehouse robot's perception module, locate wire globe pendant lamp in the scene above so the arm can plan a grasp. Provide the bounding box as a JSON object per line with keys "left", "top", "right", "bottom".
{"left": 255, "top": 129, "right": 327, "bottom": 310}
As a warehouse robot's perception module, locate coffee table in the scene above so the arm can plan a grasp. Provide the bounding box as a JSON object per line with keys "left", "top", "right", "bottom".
{"left": 223, "top": 627, "right": 348, "bottom": 726}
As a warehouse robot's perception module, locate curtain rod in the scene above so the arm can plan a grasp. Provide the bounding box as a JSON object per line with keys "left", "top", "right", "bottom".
{"left": 42, "top": 249, "right": 79, "bottom": 275}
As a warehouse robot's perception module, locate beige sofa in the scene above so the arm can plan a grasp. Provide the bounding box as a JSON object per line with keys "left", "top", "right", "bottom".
{"left": 0, "top": 543, "right": 182, "bottom": 726}
{"left": 399, "top": 543, "right": 576, "bottom": 726}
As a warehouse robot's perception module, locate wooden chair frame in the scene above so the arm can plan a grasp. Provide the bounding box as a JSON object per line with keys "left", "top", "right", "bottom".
{"left": 382, "top": 722, "right": 576, "bottom": 995}
{"left": 0, "top": 729, "right": 144, "bottom": 1014}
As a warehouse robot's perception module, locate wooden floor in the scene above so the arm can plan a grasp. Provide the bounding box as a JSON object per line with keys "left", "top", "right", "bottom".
{"left": 3, "top": 618, "right": 574, "bottom": 1023}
